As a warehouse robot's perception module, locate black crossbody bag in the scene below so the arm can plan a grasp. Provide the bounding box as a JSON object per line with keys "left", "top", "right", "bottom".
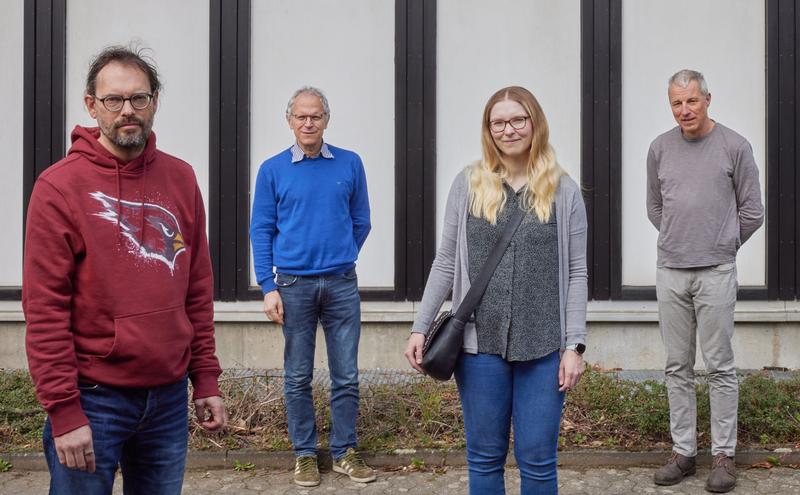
{"left": 421, "top": 206, "right": 527, "bottom": 381}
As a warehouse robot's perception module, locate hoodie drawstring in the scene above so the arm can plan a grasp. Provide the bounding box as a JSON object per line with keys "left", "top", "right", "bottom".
{"left": 140, "top": 161, "right": 147, "bottom": 245}
{"left": 114, "top": 162, "right": 122, "bottom": 234}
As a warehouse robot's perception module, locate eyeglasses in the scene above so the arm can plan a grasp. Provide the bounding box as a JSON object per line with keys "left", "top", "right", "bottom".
{"left": 291, "top": 114, "right": 325, "bottom": 125}
{"left": 489, "top": 116, "right": 529, "bottom": 133}
{"left": 93, "top": 93, "right": 154, "bottom": 112}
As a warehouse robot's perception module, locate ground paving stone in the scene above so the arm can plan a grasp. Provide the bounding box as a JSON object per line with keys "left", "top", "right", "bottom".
{"left": 0, "top": 466, "right": 797, "bottom": 494}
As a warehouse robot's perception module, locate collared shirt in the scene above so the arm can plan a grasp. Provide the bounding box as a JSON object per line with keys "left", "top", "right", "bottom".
{"left": 290, "top": 142, "right": 334, "bottom": 163}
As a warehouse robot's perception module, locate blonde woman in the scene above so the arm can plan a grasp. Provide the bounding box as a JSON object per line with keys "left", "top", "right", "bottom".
{"left": 404, "top": 86, "right": 588, "bottom": 494}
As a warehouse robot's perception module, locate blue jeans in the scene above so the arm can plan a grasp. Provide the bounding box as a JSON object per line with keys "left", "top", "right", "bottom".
{"left": 276, "top": 269, "right": 361, "bottom": 459}
{"left": 43, "top": 377, "right": 189, "bottom": 495}
{"left": 455, "top": 351, "right": 564, "bottom": 495}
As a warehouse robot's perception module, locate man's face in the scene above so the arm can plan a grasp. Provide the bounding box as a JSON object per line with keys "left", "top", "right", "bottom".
{"left": 287, "top": 93, "right": 328, "bottom": 153}
{"left": 668, "top": 80, "right": 711, "bottom": 139}
{"left": 85, "top": 61, "right": 158, "bottom": 158}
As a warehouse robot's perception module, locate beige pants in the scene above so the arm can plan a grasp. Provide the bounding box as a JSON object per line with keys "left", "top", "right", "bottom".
{"left": 656, "top": 263, "right": 738, "bottom": 457}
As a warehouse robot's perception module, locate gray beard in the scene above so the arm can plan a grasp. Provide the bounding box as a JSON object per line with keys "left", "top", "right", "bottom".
{"left": 111, "top": 129, "right": 149, "bottom": 149}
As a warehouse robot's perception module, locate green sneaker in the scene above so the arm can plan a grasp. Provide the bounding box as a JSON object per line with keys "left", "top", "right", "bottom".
{"left": 293, "top": 455, "right": 320, "bottom": 487}
{"left": 333, "top": 448, "right": 376, "bottom": 483}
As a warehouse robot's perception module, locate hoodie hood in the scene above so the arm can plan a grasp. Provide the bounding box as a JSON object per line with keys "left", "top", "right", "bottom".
{"left": 68, "top": 125, "right": 157, "bottom": 173}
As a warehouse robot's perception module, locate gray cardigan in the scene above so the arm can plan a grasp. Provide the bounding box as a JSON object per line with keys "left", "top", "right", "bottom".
{"left": 411, "top": 169, "right": 588, "bottom": 353}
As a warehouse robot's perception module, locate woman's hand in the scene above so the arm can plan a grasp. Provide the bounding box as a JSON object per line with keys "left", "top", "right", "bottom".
{"left": 558, "top": 349, "right": 584, "bottom": 392}
{"left": 404, "top": 333, "right": 427, "bottom": 373}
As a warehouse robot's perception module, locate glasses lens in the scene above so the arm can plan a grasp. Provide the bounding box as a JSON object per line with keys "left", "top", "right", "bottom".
{"left": 103, "top": 96, "right": 124, "bottom": 112}
{"left": 509, "top": 117, "right": 527, "bottom": 130}
{"left": 130, "top": 94, "right": 151, "bottom": 110}
{"left": 489, "top": 121, "right": 505, "bottom": 133}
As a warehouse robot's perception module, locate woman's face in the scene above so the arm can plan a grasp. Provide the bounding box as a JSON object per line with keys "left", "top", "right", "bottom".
{"left": 488, "top": 99, "right": 533, "bottom": 159}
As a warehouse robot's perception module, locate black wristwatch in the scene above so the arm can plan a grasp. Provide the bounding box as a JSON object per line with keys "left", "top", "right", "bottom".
{"left": 565, "top": 343, "right": 586, "bottom": 355}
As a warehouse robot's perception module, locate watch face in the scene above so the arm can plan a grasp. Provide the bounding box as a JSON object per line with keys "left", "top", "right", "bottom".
{"left": 576, "top": 343, "right": 586, "bottom": 355}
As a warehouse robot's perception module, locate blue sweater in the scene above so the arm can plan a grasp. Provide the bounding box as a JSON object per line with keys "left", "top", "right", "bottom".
{"left": 250, "top": 144, "right": 371, "bottom": 293}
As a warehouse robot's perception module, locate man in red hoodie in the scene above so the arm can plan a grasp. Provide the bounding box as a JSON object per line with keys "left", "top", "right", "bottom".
{"left": 23, "top": 45, "right": 226, "bottom": 494}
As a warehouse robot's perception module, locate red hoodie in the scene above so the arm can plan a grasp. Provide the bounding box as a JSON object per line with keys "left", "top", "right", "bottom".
{"left": 23, "top": 126, "right": 222, "bottom": 437}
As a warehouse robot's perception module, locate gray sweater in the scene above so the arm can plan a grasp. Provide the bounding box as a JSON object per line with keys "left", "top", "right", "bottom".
{"left": 411, "top": 169, "right": 588, "bottom": 354}
{"left": 646, "top": 123, "right": 764, "bottom": 267}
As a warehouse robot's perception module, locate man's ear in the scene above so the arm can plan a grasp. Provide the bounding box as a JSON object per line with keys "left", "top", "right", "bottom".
{"left": 151, "top": 91, "right": 159, "bottom": 113}
{"left": 85, "top": 94, "right": 98, "bottom": 118}
{"left": 706, "top": 92, "right": 712, "bottom": 107}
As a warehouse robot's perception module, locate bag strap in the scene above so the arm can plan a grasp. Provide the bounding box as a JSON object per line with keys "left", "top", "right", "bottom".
{"left": 453, "top": 204, "right": 527, "bottom": 322}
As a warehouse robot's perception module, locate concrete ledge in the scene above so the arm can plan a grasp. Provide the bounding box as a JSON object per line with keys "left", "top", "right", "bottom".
{"left": 2, "top": 448, "right": 797, "bottom": 472}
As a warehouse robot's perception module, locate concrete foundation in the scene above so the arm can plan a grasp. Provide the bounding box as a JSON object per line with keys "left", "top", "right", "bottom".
{"left": 2, "top": 300, "right": 799, "bottom": 371}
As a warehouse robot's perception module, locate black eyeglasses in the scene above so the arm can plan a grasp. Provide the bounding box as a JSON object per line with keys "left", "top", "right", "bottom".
{"left": 93, "top": 93, "right": 154, "bottom": 112}
{"left": 489, "top": 116, "right": 529, "bottom": 133}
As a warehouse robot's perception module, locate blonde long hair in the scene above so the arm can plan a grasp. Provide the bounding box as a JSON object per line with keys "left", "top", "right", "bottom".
{"left": 468, "top": 86, "right": 564, "bottom": 224}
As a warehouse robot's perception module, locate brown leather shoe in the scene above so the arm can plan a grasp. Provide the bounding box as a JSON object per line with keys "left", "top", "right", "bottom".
{"left": 653, "top": 452, "right": 696, "bottom": 486}
{"left": 705, "top": 453, "right": 737, "bottom": 493}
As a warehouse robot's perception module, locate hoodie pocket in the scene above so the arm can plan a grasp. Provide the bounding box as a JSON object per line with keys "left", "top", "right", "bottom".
{"left": 102, "top": 305, "right": 194, "bottom": 372}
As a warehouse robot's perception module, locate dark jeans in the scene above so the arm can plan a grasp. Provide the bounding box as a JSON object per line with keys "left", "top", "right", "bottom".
{"left": 43, "top": 377, "right": 189, "bottom": 495}
{"left": 276, "top": 268, "right": 361, "bottom": 459}
{"left": 455, "top": 351, "right": 564, "bottom": 495}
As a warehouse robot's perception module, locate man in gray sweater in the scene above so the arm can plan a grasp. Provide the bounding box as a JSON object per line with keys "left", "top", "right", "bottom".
{"left": 647, "top": 69, "right": 764, "bottom": 494}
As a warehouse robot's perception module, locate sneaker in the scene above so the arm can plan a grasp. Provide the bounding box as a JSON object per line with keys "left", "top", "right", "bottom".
{"left": 333, "top": 448, "right": 377, "bottom": 483}
{"left": 293, "top": 455, "right": 320, "bottom": 487}
{"left": 705, "top": 453, "right": 736, "bottom": 493}
{"left": 653, "top": 451, "right": 696, "bottom": 486}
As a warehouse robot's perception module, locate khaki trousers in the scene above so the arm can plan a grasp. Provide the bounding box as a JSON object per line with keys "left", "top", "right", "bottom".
{"left": 656, "top": 263, "right": 738, "bottom": 457}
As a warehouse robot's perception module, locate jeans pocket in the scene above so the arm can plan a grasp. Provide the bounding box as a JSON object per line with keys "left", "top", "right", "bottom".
{"left": 342, "top": 269, "right": 358, "bottom": 281}
{"left": 275, "top": 273, "right": 299, "bottom": 287}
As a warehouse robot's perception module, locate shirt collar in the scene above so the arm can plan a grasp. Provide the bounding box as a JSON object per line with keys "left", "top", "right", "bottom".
{"left": 290, "top": 142, "right": 334, "bottom": 163}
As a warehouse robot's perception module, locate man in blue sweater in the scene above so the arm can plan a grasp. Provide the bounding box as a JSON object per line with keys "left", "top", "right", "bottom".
{"left": 250, "top": 86, "right": 373, "bottom": 487}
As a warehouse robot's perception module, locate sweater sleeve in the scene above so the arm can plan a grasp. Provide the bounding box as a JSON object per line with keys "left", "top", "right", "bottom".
{"left": 250, "top": 163, "right": 278, "bottom": 293}
{"left": 185, "top": 184, "right": 222, "bottom": 400}
{"left": 411, "top": 172, "right": 465, "bottom": 334}
{"left": 564, "top": 183, "right": 589, "bottom": 346}
{"left": 646, "top": 146, "right": 663, "bottom": 230}
{"left": 349, "top": 155, "right": 371, "bottom": 251}
{"left": 733, "top": 141, "right": 764, "bottom": 245}
{"left": 23, "top": 179, "right": 88, "bottom": 437}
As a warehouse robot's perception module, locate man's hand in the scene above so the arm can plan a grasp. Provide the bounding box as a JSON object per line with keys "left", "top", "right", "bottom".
{"left": 263, "top": 290, "right": 284, "bottom": 325}
{"left": 54, "top": 424, "right": 95, "bottom": 473}
{"left": 558, "top": 350, "right": 585, "bottom": 392}
{"left": 404, "top": 333, "right": 427, "bottom": 374}
{"left": 194, "top": 395, "right": 227, "bottom": 432}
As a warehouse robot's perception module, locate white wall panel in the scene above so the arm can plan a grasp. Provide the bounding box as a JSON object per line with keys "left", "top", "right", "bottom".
{"left": 65, "top": 0, "right": 210, "bottom": 213}
{"left": 250, "top": 0, "right": 395, "bottom": 288}
{"left": 437, "top": 0, "right": 581, "bottom": 243}
{"left": 0, "top": 0, "right": 25, "bottom": 287}
{"left": 622, "top": 0, "right": 766, "bottom": 286}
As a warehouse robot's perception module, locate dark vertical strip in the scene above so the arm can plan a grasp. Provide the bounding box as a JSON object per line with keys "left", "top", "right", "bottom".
{"left": 580, "top": 0, "right": 595, "bottom": 300}
{"left": 209, "top": 0, "right": 244, "bottom": 301}
{"left": 793, "top": 0, "right": 800, "bottom": 299}
{"left": 209, "top": 0, "right": 222, "bottom": 299}
{"left": 608, "top": 0, "right": 622, "bottom": 299}
{"left": 395, "top": 0, "right": 436, "bottom": 301}
{"left": 235, "top": 0, "right": 252, "bottom": 299}
{"left": 394, "top": 0, "right": 409, "bottom": 300}
{"left": 421, "top": 0, "right": 437, "bottom": 295}
{"left": 775, "top": 0, "right": 795, "bottom": 299}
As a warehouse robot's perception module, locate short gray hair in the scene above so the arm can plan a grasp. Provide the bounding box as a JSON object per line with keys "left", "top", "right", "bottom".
{"left": 669, "top": 69, "right": 709, "bottom": 96}
{"left": 286, "top": 86, "right": 330, "bottom": 117}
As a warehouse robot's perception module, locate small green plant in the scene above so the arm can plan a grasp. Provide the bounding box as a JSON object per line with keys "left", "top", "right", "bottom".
{"left": 409, "top": 457, "right": 425, "bottom": 470}
{"left": 0, "top": 458, "right": 12, "bottom": 472}
{"left": 573, "top": 433, "right": 587, "bottom": 444}
{"left": 766, "top": 455, "right": 781, "bottom": 467}
{"left": 759, "top": 434, "right": 770, "bottom": 445}
{"left": 232, "top": 460, "right": 255, "bottom": 472}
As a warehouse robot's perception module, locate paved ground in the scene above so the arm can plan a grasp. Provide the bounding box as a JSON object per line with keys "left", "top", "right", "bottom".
{"left": 1, "top": 465, "right": 797, "bottom": 494}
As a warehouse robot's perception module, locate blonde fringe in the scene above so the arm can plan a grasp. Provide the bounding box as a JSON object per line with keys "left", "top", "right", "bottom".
{"left": 468, "top": 144, "right": 564, "bottom": 225}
